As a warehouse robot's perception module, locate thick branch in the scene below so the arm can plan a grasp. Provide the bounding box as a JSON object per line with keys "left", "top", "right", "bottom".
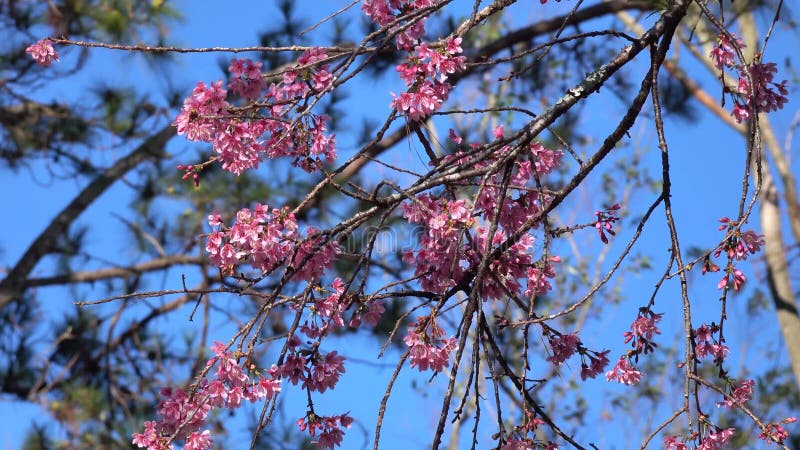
{"left": 0, "top": 125, "right": 174, "bottom": 309}
{"left": 20, "top": 255, "right": 204, "bottom": 288}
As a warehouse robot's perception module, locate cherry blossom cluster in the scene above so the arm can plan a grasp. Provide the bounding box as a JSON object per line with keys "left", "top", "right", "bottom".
{"left": 606, "top": 309, "right": 661, "bottom": 386}
{"left": 709, "top": 34, "right": 743, "bottom": 70}
{"left": 470, "top": 137, "right": 560, "bottom": 234}
{"left": 594, "top": 203, "right": 620, "bottom": 244}
{"left": 305, "top": 278, "right": 385, "bottom": 335}
{"left": 544, "top": 332, "right": 579, "bottom": 365}
{"left": 500, "top": 440, "right": 558, "bottom": 450}
{"left": 277, "top": 335, "right": 351, "bottom": 447}
{"left": 708, "top": 34, "right": 789, "bottom": 123}
{"left": 622, "top": 310, "right": 663, "bottom": 355}
{"left": 401, "top": 127, "right": 563, "bottom": 295}
{"left": 132, "top": 342, "right": 281, "bottom": 450}
{"left": 605, "top": 357, "right": 643, "bottom": 385}
{"left": 714, "top": 217, "right": 765, "bottom": 261}
{"left": 205, "top": 204, "right": 338, "bottom": 280}
{"left": 499, "top": 409, "right": 559, "bottom": 449}
{"left": 361, "top": 0, "right": 440, "bottom": 50}
{"left": 735, "top": 62, "right": 789, "bottom": 121}
{"left": 759, "top": 417, "right": 797, "bottom": 445}
{"left": 297, "top": 412, "right": 354, "bottom": 450}
{"left": 543, "top": 330, "right": 610, "bottom": 380}
{"left": 401, "top": 194, "right": 473, "bottom": 293}
{"left": 664, "top": 427, "right": 735, "bottom": 450}
{"left": 282, "top": 278, "right": 387, "bottom": 448}
{"left": 470, "top": 226, "right": 536, "bottom": 300}
{"left": 452, "top": 138, "right": 555, "bottom": 300}
{"left": 391, "top": 36, "right": 465, "bottom": 121}
{"left": 578, "top": 348, "right": 610, "bottom": 381}
{"left": 403, "top": 315, "right": 458, "bottom": 372}
{"left": 706, "top": 217, "right": 765, "bottom": 292}
{"left": 25, "top": 39, "right": 59, "bottom": 66}
{"left": 228, "top": 58, "right": 267, "bottom": 99}
{"left": 278, "top": 338, "right": 346, "bottom": 394}
{"left": 525, "top": 256, "right": 560, "bottom": 299}
{"left": 694, "top": 323, "right": 730, "bottom": 363}
{"left": 716, "top": 379, "right": 754, "bottom": 409}
{"left": 495, "top": 316, "right": 609, "bottom": 381}
{"left": 174, "top": 49, "right": 337, "bottom": 176}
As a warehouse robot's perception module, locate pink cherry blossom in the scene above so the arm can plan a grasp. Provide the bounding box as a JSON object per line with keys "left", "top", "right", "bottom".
{"left": 306, "top": 351, "right": 346, "bottom": 393}
{"left": 184, "top": 430, "right": 213, "bottom": 450}
{"left": 546, "top": 333, "right": 580, "bottom": 365}
{"left": 580, "top": 350, "right": 610, "bottom": 380}
{"left": 501, "top": 438, "right": 534, "bottom": 450}
{"left": 664, "top": 436, "right": 689, "bottom": 450}
{"left": 404, "top": 317, "right": 458, "bottom": 372}
{"left": 698, "top": 428, "right": 735, "bottom": 450}
{"left": 530, "top": 142, "right": 563, "bottom": 175}
{"left": 297, "top": 413, "right": 353, "bottom": 449}
{"left": 228, "top": 58, "right": 266, "bottom": 99}
{"left": 594, "top": 204, "right": 620, "bottom": 244}
{"left": 733, "top": 62, "right": 789, "bottom": 123}
{"left": 717, "top": 379, "right": 755, "bottom": 408}
{"left": 605, "top": 357, "right": 643, "bottom": 385}
{"left": 695, "top": 324, "right": 712, "bottom": 343}
{"left": 173, "top": 80, "right": 229, "bottom": 143}
{"left": 697, "top": 342, "right": 730, "bottom": 362}
{"left": 627, "top": 313, "right": 662, "bottom": 341}
{"left": 26, "top": 39, "right": 59, "bottom": 66}
{"left": 709, "top": 34, "right": 744, "bottom": 69}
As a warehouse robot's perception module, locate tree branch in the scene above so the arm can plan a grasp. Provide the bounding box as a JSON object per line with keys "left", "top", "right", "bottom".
{"left": 0, "top": 125, "right": 174, "bottom": 309}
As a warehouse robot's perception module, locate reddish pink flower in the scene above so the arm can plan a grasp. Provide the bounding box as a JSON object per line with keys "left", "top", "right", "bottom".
{"left": 530, "top": 142, "right": 563, "bottom": 175}
{"left": 26, "top": 39, "right": 59, "bottom": 66}
{"left": 698, "top": 428, "right": 735, "bottom": 449}
{"left": 733, "top": 62, "right": 789, "bottom": 122}
{"left": 546, "top": 333, "right": 580, "bottom": 365}
{"left": 448, "top": 128, "right": 463, "bottom": 144}
{"left": 695, "top": 324, "right": 712, "bottom": 343}
{"left": 717, "top": 379, "right": 755, "bottom": 408}
{"left": 306, "top": 351, "right": 346, "bottom": 393}
{"left": 184, "top": 430, "right": 213, "bottom": 450}
{"left": 605, "top": 357, "right": 643, "bottom": 385}
{"left": 525, "top": 256, "right": 559, "bottom": 298}
{"left": 297, "top": 413, "right": 353, "bottom": 449}
{"left": 594, "top": 205, "right": 620, "bottom": 244}
{"left": 580, "top": 350, "right": 610, "bottom": 380}
{"left": 173, "top": 80, "right": 229, "bottom": 142}
{"left": 732, "top": 103, "right": 750, "bottom": 122}
{"left": 697, "top": 342, "right": 730, "bottom": 361}
{"left": 760, "top": 423, "right": 790, "bottom": 444}
{"left": 228, "top": 58, "right": 266, "bottom": 99}
{"left": 132, "top": 421, "right": 170, "bottom": 450}
{"left": 404, "top": 317, "right": 458, "bottom": 372}
{"left": 292, "top": 229, "right": 339, "bottom": 281}
{"left": 493, "top": 125, "right": 505, "bottom": 139}
{"left": 664, "top": 436, "right": 689, "bottom": 450}
{"left": 501, "top": 438, "right": 534, "bottom": 450}
{"left": 709, "top": 34, "right": 744, "bottom": 69}
{"left": 316, "top": 278, "right": 347, "bottom": 328}
{"left": 625, "top": 313, "right": 663, "bottom": 342}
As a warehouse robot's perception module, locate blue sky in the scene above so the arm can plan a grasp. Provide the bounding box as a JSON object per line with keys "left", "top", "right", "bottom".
{"left": 2, "top": 1, "right": 799, "bottom": 449}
